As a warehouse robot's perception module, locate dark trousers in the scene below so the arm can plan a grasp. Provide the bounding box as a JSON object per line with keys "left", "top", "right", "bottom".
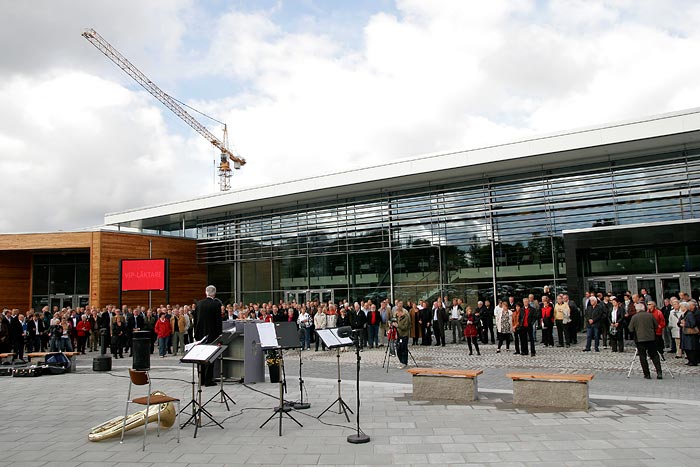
{"left": 636, "top": 340, "right": 662, "bottom": 377}
{"left": 601, "top": 321, "right": 610, "bottom": 347}
{"left": 520, "top": 326, "right": 536, "bottom": 355}
{"left": 77, "top": 335, "right": 87, "bottom": 354}
{"left": 497, "top": 332, "right": 511, "bottom": 350}
{"left": 481, "top": 317, "right": 495, "bottom": 343}
{"left": 421, "top": 324, "right": 432, "bottom": 345}
{"left": 541, "top": 323, "right": 554, "bottom": 347}
{"left": 513, "top": 328, "right": 521, "bottom": 353}
{"left": 655, "top": 335, "right": 665, "bottom": 359}
{"left": 611, "top": 329, "right": 624, "bottom": 352}
{"left": 397, "top": 336, "right": 408, "bottom": 365}
{"left": 12, "top": 339, "right": 24, "bottom": 361}
{"left": 433, "top": 321, "right": 445, "bottom": 346}
{"left": 466, "top": 337, "right": 480, "bottom": 355}
{"left": 585, "top": 325, "right": 600, "bottom": 351}
{"left": 568, "top": 322, "right": 578, "bottom": 344}
{"left": 555, "top": 320, "right": 568, "bottom": 346}
{"left": 27, "top": 336, "right": 41, "bottom": 353}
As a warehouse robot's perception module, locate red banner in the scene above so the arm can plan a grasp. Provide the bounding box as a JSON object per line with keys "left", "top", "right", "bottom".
{"left": 121, "top": 259, "right": 166, "bottom": 291}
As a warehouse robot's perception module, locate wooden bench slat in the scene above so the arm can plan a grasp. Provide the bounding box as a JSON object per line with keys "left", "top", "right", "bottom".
{"left": 406, "top": 368, "right": 483, "bottom": 377}
{"left": 27, "top": 352, "right": 80, "bottom": 358}
{"left": 506, "top": 372, "right": 593, "bottom": 382}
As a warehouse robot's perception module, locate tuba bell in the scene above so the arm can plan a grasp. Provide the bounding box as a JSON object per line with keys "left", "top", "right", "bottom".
{"left": 88, "top": 391, "right": 176, "bottom": 441}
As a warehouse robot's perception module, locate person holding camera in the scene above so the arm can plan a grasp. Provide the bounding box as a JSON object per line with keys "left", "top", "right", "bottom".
{"left": 395, "top": 307, "right": 410, "bottom": 368}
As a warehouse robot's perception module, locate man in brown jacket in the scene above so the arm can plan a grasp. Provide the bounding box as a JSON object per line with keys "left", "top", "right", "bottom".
{"left": 628, "top": 306, "right": 663, "bottom": 379}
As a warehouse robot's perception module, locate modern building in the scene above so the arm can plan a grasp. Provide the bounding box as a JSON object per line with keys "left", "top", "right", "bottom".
{"left": 101, "top": 108, "right": 700, "bottom": 307}
{"left": 4, "top": 108, "right": 700, "bottom": 310}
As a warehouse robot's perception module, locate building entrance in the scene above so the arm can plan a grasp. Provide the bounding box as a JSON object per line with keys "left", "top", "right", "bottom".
{"left": 49, "top": 294, "right": 89, "bottom": 310}
{"left": 284, "top": 289, "right": 335, "bottom": 305}
{"left": 585, "top": 274, "right": 698, "bottom": 304}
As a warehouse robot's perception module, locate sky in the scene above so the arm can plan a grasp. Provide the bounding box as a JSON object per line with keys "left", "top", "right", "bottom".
{"left": 2, "top": 0, "right": 700, "bottom": 233}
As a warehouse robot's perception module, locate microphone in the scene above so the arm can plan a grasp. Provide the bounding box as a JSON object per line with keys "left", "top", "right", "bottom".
{"left": 337, "top": 326, "right": 353, "bottom": 338}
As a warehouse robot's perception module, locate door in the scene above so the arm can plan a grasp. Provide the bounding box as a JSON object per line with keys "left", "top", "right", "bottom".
{"left": 49, "top": 295, "right": 74, "bottom": 310}
{"left": 660, "top": 277, "right": 681, "bottom": 301}
{"left": 609, "top": 280, "right": 628, "bottom": 298}
{"left": 635, "top": 279, "right": 657, "bottom": 303}
{"left": 691, "top": 277, "right": 700, "bottom": 302}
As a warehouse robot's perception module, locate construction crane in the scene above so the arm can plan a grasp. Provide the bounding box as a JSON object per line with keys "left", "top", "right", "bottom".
{"left": 81, "top": 28, "right": 245, "bottom": 191}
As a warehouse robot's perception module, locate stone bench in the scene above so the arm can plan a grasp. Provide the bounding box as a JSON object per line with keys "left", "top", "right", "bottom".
{"left": 26, "top": 352, "right": 80, "bottom": 373}
{"left": 506, "top": 372, "right": 594, "bottom": 410}
{"left": 406, "top": 368, "right": 483, "bottom": 402}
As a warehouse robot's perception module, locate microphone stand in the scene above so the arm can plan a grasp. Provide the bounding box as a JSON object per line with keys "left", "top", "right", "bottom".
{"left": 347, "top": 336, "right": 370, "bottom": 444}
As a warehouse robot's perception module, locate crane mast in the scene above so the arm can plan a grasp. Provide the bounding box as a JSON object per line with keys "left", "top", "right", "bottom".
{"left": 82, "top": 28, "right": 245, "bottom": 191}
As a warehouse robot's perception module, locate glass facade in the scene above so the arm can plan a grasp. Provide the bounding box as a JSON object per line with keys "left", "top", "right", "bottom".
{"left": 168, "top": 148, "right": 700, "bottom": 305}
{"left": 31, "top": 252, "right": 91, "bottom": 310}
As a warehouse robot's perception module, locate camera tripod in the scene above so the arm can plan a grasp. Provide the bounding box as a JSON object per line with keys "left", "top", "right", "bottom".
{"left": 626, "top": 346, "right": 675, "bottom": 379}
{"left": 381, "top": 335, "right": 417, "bottom": 372}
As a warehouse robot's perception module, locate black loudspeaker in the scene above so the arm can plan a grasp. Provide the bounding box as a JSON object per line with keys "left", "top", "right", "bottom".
{"left": 93, "top": 356, "right": 112, "bottom": 372}
{"left": 131, "top": 330, "right": 151, "bottom": 370}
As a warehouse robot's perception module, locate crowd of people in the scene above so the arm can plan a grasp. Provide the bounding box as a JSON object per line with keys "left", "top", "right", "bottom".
{"left": 2, "top": 286, "right": 699, "bottom": 376}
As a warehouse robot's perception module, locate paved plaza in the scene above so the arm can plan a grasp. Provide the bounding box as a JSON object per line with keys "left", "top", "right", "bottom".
{"left": 1, "top": 338, "right": 699, "bottom": 467}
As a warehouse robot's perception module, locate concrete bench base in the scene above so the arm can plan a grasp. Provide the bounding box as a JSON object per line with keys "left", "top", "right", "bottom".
{"left": 406, "top": 369, "right": 483, "bottom": 403}
{"left": 511, "top": 378, "right": 591, "bottom": 410}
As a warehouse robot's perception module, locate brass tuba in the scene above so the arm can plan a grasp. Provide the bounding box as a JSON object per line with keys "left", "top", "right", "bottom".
{"left": 88, "top": 391, "right": 176, "bottom": 441}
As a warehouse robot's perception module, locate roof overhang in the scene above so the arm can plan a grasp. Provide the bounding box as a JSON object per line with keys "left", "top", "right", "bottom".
{"left": 105, "top": 107, "right": 700, "bottom": 229}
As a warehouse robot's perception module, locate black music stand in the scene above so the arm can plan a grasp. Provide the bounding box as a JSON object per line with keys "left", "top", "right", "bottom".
{"left": 180, "top": 344, "right": 226, "bottom": 438}
{"left": 204, "top": 333, "right": 237, "bottom": 411}
{"left": 316, "top": 328, "right": 355, "bottom": 422}
{"left": 257, "top": 322, "right": 303, "bottom": 436}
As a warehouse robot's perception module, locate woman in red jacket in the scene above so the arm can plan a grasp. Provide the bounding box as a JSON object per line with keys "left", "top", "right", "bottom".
{"left": 463, "top": 306, "right": 480, "bottom": 356}
{"left": 154, "top": 313, "right": 172, "bottom": 358}
{"left": 75, "top": 315, "right": 91, "bottom": 355}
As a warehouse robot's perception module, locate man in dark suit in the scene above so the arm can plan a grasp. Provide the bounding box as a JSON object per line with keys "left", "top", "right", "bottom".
{"left": 583, "top": 296, "right": 605, "bottom": 352}
{"left": 519, "top": 298, "right": 539, "bottom": 356}
{"left": 431, "top": 299, "right": 448, "bottom": 347}
{"left": 195, "top": 285, "right": 223, "bottom": 386}
{"left": 9, "top": 310, "right": 25, "bottom": 361}
{"left": 26, "top": 313, "right": 45, "bottom": 353}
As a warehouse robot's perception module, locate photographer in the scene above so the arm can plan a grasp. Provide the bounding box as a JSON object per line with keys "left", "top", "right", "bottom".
{"left": 395, "top": 307, "right": 410, "bottom": 368}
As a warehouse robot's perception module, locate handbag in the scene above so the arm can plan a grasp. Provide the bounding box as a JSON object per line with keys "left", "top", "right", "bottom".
{"left": 683, "top": 326, "right": 699, "bottom": 335}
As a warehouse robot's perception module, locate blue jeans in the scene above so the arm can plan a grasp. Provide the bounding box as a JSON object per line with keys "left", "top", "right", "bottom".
{"left": 368, "top": 324, "right": 379, "bottom": 348}
{"left": 585, "top": 326, "right": 600, "bottom": 351}
{"left": 299, "top": 327, "right": 310, "bottom": 349}
{"left": 158, "top": 337, "right": 168, "bottom": 356}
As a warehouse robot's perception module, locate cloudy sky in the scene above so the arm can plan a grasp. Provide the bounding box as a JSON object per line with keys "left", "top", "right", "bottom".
{"left": 2, "top": 0, "right": 700, "bottom": 233}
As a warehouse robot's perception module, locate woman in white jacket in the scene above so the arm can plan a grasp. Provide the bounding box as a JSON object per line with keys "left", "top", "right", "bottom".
{"left": 669, "top": 300, "right": 684, "bottom": 358}
{"left": 495, "top": 301, "right": 513, "bottom": 353}
{"left": 314, "top": 306, "right": 328, "bottom": 351}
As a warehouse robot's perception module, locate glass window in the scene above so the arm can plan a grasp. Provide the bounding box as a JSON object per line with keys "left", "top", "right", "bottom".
{"left": 49, "top": 264, "right": 75, "bottom": 295}
{"left": 588, "top": 247, "right": 655, "bottom": 275}
{"left": 309, "top": 255, "right": 348, "bottom": 288}
{"left": 241, "top": 260, "right": 271, "bottom": 292}
{"left": 32, "top": 264, "right": 49, "bottom": 296}
{"left": 392, "top": 248, "right": 440, "bottom": 286}
{"left": 657, "top": 245, "right": 687, "bottom": 273}
{"left": 75, "top": 264, "right": 90, "bottom": 295}
{"left": 350, "top": 287, "right": 390, "bottom": 304}
{"left": 273, "top": 257, "right": 307, "bottom": 290}
{"left": 208, "top": 264, "right": 233, "bottom": 293}
{"left": 443, "top": 244, "right": 493, "bottom": 283}
{"left": 350, "top": 252, "right": 390, "bottom": 288}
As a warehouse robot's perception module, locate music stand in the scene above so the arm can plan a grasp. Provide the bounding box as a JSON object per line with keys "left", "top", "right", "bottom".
{"left": 316, "top": 328, "right": 354, "bottom": 422}
{"left": 204, "top": 332, "right": 237, "bottom": 411}
{"left": 180, "top": 344, "right": 226, "bottom": 438}
{"left": 257, "top": 322, "right": 303, "bottom": 436}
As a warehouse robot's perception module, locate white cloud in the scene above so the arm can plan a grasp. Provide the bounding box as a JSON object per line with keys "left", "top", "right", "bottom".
{"left": 2, "top": 1, "right": 700, "bottom": 233}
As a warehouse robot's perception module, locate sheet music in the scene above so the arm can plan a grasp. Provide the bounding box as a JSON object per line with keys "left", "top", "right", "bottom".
{"left": 184, "top": 335, "right": 206, "bottom": 353}
{"left": 183, "top": 344, "right": 220, "bottom": 361}
{"left": 257, "top": 322, "right": 279, "bottom": 348}
{"left": 317, "top": 328, "right": 353, "bottom": 347}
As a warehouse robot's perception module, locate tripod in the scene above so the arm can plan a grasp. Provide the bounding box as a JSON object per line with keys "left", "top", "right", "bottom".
{"left": 317, "top": 347, "right": 353, "bottom": 422}
{"left": 204, "top": 352, "right": 236, "bottom": 411}
{"left": 180, "top": 363, "right": 224, "bottom": 438}
{"left": 260, "top": 349, "right": 303, "bottom": 436}
{"left": 626, "top": 347, "right": 675, "bottom": 379}
{"left": 382, "top": 336, "right": 417, "bottom": 372}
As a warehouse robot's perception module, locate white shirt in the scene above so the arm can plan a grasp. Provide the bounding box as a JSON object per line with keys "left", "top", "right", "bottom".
{"left": 450, "top": 305, "right": 461, "bottom": 320}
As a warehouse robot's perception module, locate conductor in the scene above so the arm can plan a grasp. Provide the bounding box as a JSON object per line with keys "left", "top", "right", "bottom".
{"left": 195, "top": 285, "right": 224, "bottom": 386}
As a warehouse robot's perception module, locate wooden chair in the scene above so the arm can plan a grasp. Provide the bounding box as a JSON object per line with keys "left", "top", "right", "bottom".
{"left": 121, "top": 369, "right": 181, "bottom": 451}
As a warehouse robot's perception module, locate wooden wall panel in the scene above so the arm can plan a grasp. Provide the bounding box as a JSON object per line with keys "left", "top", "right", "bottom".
{"left": 96, "top": 232, "right": 206, "bottom": 308}
{"left": 0, "top": 232, "right": 93, "bottom": 250}
{"left": 0, "top": 251, "right": 32, "bottom": 310}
